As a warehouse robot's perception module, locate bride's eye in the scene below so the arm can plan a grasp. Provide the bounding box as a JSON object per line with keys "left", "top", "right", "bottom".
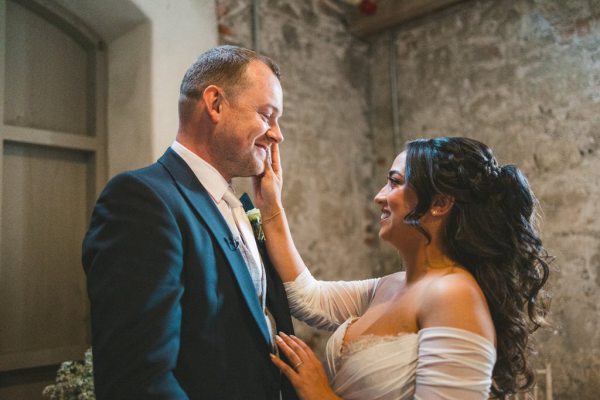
{"left": 388, "top": 176, "right": 403, "bottom": 187}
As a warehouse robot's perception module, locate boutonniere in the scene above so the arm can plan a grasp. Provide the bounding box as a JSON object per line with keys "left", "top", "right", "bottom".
{"left": 246, "top": 208, "right": 265, "bottom": 243}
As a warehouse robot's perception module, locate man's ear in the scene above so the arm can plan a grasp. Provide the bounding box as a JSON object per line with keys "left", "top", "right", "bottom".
{"left": 430, "top": 195, "right": 454, "bottom": 217}
{"left": 203, "top": 85, "right": 225, "bottom": 123}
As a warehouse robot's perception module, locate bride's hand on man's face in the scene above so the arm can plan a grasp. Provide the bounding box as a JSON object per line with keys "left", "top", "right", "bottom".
{"left": 270, "top": 332, "right": 341, "bottom": 400}
{"left": 253, "top": 143, "right": 283, "bottom": 212}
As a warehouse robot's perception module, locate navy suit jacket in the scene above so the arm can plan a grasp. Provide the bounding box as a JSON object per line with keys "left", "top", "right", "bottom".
{"left": 83, "top": 148, "right": 298, "bottom": 399}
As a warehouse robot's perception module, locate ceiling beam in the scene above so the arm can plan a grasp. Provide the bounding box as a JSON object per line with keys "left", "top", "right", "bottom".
{"left": 348, "top": 0, "right": 467, "bottom": 37}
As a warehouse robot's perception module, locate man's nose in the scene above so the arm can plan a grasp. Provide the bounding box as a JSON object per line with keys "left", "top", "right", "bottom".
{"left": 267, "top": 122, "right": 284, "bottom": 143}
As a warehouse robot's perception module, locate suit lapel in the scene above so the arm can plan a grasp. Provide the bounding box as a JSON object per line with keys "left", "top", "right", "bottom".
{"left": 158, "top": 148, "right": 272, "bottom": 345}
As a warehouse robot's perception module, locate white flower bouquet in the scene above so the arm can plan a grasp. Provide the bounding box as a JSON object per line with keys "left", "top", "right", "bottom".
{"left": 42, "top": 348, "right": 95, "bottom": 400}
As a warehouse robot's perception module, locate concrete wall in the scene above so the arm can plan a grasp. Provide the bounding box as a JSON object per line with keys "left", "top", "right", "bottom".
{"left": 217, "top": 0, "right": 381, "bottom": 351}
{"left": 220, "top": 0, "right": 599, "bottom": 397}
{"left": 370, "top": 0, "right": 600, "bottom": 398}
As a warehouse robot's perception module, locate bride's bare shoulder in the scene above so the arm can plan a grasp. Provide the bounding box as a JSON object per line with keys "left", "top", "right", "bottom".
{"left": 417, "top": 270, "right": 495, "bottom": 342}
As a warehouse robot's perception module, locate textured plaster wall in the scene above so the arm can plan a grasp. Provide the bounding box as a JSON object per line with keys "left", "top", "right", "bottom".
{"left": 216, "top": 0, "right": 383, "bottom": 352}
{"left": 370, "top": 0, "right": 600, "bottom": 398}
{"left": 107, "top": 0, "right": 218, "bottom": 177}
{"left": 218, "top": 0, "right": 600, "bottom": 397}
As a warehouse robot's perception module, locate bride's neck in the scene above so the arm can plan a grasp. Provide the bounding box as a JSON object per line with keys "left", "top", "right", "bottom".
{"left": 403, "top": 244, "right": 456, "bottom": 283}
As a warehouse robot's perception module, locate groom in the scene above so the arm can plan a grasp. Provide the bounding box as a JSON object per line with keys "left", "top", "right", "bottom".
{"left": 83, "top": 46, "right": 297, "bottom": 399}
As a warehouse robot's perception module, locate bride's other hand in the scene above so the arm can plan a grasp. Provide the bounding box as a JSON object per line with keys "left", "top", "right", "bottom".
{"left": 253, "top": 143, "right": 283, "bottom": 214}
{"left": 271, "top": 332, "right": 341, "bottom": 400}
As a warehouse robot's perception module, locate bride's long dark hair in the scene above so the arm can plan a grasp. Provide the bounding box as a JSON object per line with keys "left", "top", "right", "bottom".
{"left": 404, "top": 137, "right": 551, "bottom": 398}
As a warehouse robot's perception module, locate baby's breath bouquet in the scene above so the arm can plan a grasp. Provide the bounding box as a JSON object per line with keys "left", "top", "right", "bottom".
{"left": 42, "top": 348, "right": 95, "bottom": 400}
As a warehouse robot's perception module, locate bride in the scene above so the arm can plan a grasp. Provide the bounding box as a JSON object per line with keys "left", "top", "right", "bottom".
{"left": 254, "top": 137, "right": 550, "bottom": 400}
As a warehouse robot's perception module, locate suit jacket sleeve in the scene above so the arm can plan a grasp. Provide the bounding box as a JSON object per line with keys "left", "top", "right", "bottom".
{"left": 83, "top": 172, "right": 188, "bottom": 400}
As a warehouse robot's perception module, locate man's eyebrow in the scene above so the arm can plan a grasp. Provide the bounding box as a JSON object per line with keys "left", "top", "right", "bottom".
{"left": 263, "top": 104, "right": 282, "bottom": 117}
{"left": 267, "top": 104, "right": 281, "bottom": 113}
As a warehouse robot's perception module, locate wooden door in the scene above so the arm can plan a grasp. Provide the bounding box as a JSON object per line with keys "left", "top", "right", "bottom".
{"left": 0, "top": 0, "right": 106, "bottom": 396}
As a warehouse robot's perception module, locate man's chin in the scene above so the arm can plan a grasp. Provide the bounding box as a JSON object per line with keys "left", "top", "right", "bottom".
{"left": 235, "top": 161, "right": 264, "bottom": 178}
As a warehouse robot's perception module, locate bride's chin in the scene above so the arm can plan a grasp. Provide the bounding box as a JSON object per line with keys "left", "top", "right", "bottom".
{"left": 378, "top": 227, "right": 404, "bottom": 248}
{"left": 378, "top": 228, "right": 390, "bottom": 241}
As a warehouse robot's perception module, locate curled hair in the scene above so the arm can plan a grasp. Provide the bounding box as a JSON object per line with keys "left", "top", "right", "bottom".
{"left": 404, "top": 137, "right": 551, "bottom": 398}
{"left": 178, "top": 45, "right": 280, "bottom": 121}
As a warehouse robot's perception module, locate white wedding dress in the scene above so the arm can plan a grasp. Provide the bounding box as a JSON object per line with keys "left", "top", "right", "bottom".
{"left": 284, "top": 269, "right": 496, "bottom": 400}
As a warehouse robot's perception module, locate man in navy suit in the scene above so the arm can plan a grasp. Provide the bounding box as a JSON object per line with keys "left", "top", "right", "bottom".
{"left": 83, "top": 46, "right": 297, "bottom": 399}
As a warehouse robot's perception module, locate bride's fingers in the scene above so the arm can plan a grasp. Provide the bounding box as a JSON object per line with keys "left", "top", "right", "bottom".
{"left": 279, "top": 332, "right": 310, "bottom": 360}
{"left": 290, "top": 335, "right": 316, "bottom": 357}
{"left": 270, "top": 143, "right": 281, "bottom": 176}
{"left": 263, "top": 145, "right": 273, "bottom": 174}
{"left": 251, "top": 175, "right": 260, "bottom": 195}
{"left": 270, "top": 354, "right": 298, "bottom": 381}
{"left": 275, "top": 335, "right": 301, "bottom": 363}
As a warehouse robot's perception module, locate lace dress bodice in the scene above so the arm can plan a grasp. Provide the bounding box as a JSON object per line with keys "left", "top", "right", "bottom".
{"left": 284, "top": 269, "right": 496, "bottom": 400}
{"left": 327, "top": 317, "right": 419, "bottom": 399}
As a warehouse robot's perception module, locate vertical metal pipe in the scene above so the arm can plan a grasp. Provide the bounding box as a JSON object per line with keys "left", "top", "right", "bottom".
{"left": 546, "top": 364, "right": 553, "bottom": 400}
{"left": 252, "top": 0, "right": 260, "bottom": 52}
{"left": 388, "top": 30, "right": 401, "bottom": 154}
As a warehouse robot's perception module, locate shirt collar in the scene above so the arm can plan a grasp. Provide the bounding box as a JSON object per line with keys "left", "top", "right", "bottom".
{"left": 170, "top": 140, "right": 230, "bottom": 203}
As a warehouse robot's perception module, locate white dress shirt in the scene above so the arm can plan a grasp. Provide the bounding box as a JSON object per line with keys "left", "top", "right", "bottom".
{"left": 171, "top": 140, "right": 238, "bottom": 235}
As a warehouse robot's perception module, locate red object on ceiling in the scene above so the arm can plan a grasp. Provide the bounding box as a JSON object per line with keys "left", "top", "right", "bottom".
{"left": 359, "top": 0, "right": 377, "bottom": 15}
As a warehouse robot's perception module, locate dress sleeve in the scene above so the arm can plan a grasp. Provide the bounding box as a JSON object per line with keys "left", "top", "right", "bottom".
{"left": 283, "top": 268, "right": 380, "bottom": 331}
{"left": 414, "top": 327, "right": 497, "bottom": 400}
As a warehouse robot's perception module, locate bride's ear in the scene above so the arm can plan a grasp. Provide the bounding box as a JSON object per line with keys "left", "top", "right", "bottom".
{"left": 429, "top": 195, "right": 454, "bottom": 217}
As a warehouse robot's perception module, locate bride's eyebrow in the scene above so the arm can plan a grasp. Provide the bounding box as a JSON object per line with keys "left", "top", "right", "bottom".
{"left": 388, "top": 170, "right": 404, "bottom": 178}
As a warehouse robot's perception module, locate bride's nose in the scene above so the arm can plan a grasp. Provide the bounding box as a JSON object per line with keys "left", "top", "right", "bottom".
{"left": 374, "top": 186, "right": 387, "bottom": 205}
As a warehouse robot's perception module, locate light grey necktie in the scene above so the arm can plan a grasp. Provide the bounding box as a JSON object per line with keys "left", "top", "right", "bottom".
{"left": 222, "top": 189, "right": 279, "bottom": 361}
{"left": 222, "top": 188, "right": 266, "bottom": 307}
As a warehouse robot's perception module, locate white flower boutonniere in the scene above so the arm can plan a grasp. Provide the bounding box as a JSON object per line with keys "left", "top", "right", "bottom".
{"left": 246, "top": 208, "right": 264, "bottom": 243}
